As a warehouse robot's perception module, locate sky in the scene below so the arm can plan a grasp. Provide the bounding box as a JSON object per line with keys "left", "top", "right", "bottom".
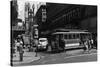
{"left": 17, "top": 0, "right": 46, "bottom": 21}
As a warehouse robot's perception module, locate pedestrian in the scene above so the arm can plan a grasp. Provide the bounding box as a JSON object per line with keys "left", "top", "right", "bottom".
{"left": 83, "top": 40, "right": 88, "bottom": 51}
{"left": 35, "top": 39, "right": 39, "bottom": 57}
{"left": 84, "top": 38, "right": 91, "bottom": 53}
{"left": 87, "top": 38, "right": 92, "bottom": 52}
{"left": 90, "top": 38, "right": 94, "bottom": 48}
{"left": 19, "top": 44, "right": 24, "bottom": 61}
{"left": 83, "top": 39, "right": 89, "bottom": 53}
{"left": 14, "top": 39, "right": 20, "bottom": 57}
{"left": 16, "top": 40, "right": 20, "bottom": 52}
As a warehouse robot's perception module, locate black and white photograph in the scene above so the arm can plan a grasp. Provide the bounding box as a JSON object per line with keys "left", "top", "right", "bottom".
{"left": 10, "top": 0, "right": 97, "bottom": 66}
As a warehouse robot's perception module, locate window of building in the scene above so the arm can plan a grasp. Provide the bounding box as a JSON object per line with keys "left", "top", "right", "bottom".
{"left": 69, "top": 34, "right": 72, "bottom": 39}
{"left": 64, "top": 34, "right": 68, "bottom": 39}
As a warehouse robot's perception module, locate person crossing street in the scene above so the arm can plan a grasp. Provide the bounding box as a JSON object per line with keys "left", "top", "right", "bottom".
{"left": 83, "top": 38, "right": 92, "bottom": 53}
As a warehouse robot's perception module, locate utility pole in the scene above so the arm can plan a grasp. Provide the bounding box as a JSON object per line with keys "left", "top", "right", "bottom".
{"left": 27, "top": 4, "right": 35, "bottom": 51}
{"left": 25, "top": 2, "right": 30, "bottom": 35}
{"left": 33, "top": 24, "right": 39, "bottom": 57}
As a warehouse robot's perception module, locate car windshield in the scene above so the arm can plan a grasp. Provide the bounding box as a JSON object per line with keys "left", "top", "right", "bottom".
{"left": 39, "top": 40, "right": 46, "bottom": 42}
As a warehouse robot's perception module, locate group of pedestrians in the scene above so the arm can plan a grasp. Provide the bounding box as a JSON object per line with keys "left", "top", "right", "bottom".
{"left": 82, "top": 38, "right": 94, "bottom": 53}
{"left": 12, "top": 35, "right": 24, "bottom": 62}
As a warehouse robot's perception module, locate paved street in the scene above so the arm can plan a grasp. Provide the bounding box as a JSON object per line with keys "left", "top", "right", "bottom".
{"left": 16, "top": 48, "right": 97, "bottom": 66}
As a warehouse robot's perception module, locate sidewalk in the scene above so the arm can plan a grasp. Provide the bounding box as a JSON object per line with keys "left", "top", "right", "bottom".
{"left": 12, "top": 50, "right": 40, "bottom": 66}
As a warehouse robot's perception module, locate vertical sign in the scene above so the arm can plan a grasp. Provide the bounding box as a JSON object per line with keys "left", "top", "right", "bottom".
{"left": 42, "top": 8, "right": 46, "bottom": 22}
{"left": 25, "top": 2, "right": 30, "bottom": 31}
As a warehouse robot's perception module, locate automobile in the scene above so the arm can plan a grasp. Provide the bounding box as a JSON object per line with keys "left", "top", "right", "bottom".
{"left": 36, "top": 38, "right": 48, "bottom": 51}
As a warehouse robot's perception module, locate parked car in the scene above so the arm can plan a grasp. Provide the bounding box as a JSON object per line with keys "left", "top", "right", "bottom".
{"left": 36, "top": 38, "right": 48, "bottom": 51}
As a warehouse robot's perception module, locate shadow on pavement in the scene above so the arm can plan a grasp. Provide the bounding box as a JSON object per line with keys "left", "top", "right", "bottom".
{"left": 40, "top": 48, "right": 84, "bottom": 54}
{"left": 13, "top": 60, "right": 20, "bottom": 62}
{"left": 23, "top": 56, "right": 31, "bottom": 57}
